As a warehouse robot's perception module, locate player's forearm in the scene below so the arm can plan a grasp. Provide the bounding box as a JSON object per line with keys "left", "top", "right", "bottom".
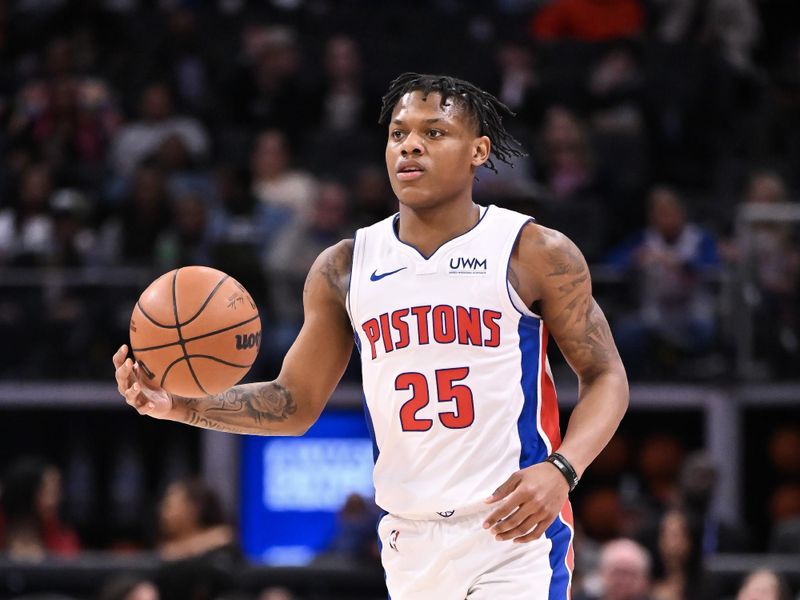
{"left": 163, "top": 381, "right": 309, "bottom": 436}
{"left": 557, "top": 367, "right": 629, "bottom": 478}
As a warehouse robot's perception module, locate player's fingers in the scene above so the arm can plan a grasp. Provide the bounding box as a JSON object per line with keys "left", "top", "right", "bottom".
{"left": 132, "top": 362, "right": 142, "bottom": 381}
{"left": 115, "top": 358, "right": 133, "bottom": 394}
{"left": 124, "top": 383, "right": 151, "bottom": 413}
{"left": 490, "top": 505, "right": 529, "bottom": 536}
{"left": 112, "top": 344, "right": 128, "bottom": 369}
{"left": 484, "top": 472, "right": 521, "bottom": 504}
{"left": 513, "top": 514, "right": 557, "bottom": 544}
{"left": 483, "top": 492, "right": 524, "bottom": 530}
{"left": 496, "top": 514, "right": 540, "bottom": 542}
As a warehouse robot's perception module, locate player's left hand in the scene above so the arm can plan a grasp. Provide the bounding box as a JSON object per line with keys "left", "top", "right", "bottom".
{"left": 482, "top": 462, "right": 570, "bottom": 543}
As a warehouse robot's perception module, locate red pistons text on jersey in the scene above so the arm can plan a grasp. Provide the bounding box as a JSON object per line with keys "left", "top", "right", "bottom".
{"left": 360, "top": 305, "right": 502, "bottom": 360}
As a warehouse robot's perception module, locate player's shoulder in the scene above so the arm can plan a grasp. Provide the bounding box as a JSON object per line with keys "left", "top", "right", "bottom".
{"left": 307, "top": 239, "right": 354, "bottom": 306}
{"left": 516, "top": 222, "right": 578, "bottom": 261}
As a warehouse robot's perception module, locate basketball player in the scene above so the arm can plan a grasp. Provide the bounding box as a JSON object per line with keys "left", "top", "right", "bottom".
{"left": 114, "top": 73, "right": 629, "bottom": 599}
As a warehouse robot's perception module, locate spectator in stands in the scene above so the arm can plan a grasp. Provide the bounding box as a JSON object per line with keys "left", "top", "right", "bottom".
{"left": 155, "top": 192, "right": 213, "bottom": 270}
{"left": 490, "top": 40, "right": 547, "bottom": 131}
{"left": 535, "top": 106, "right": 607, "bottom": 259}
{"left": 531, "top": 0, "right": 645, "bottom": 42}
{"left": 156, "top": 478, "right": 241, "bottom": 600}
{"left": 228, "top": 26, "right": 310, "bottom": 131}
{"left": 0, "top": 456, "right": 80, "bottom": 560}
{"left": 0, "top": 163, "right": 54, "bottom": 266}
{"left": 652, "top": 508, "right": 709, "bottom": 600}
{"left": 606, "top": 186, "right": 720, "bottom": 377}
{"left": 319, "top": 493, "right": 381, "bottom": 566}
{"left": 575, "top": 538, "right": 653, "bottom": 600}
{"left": 638, "top": 434, "right": 685, "bottom": 511}
{"left": 265, "top": 181, "right": 351, "bottom": 352}
{"left": 149, "top": 8, "right": 213, "bottom": 117}
{"left": 731, "top": 171, "right": 800, "bottom": 376}
{"left": 9, "top": 75, "right": 119, "bottom": 177}
{"left": 652, "top": 0, "right": 760, "bottom": 74}
{"left": 312, "top": 35, "right": 373, "bottom": 132}
{"left": 258, "top": 589, "right": 296, "bottom": 600}
{"left": 303, "top": 35, "right": 380, "bottom": 179}
{"left": 735, "top": 569, "right": 792, "bottom": 600}
{"left": 351, "top": 164, "right": 396, "bottom": 229}
{"left": 538, "top": 107, "right": 595, "bottom": 202}
{"left": 588, "top": 44, "right": 644, "bottom": 136}
{"left": 97, "top": 575, "right": 160, "bottom": 600}
{"left": 768, "top": 483, "right": 800, "bottom": 554}
{"left": 677, "top": 451, "right": 750, "bottom": 553}
{"left": 251, "top": 129, "right": 317, "bottom": 225}
{"left": 99, "top": 164, "right": 172, "bottom": 266}
{"left": 49, "top": 188, "right": 96, "bottom": 267}
{"left": 153, "top": 133, "right": 215, "bottom": 202}
{"left": 580, "top": 488, "right": 624, "bottom": 544}
{"left": 110, "top": 82, "right": 209, "bottom": 176}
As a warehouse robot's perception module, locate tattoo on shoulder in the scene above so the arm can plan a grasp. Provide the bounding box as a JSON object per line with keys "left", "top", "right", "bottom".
{"left": 172, "top": 382, "right": 297, "bottom": 433}
{"left": 305, "top": 240, "right": 353, "bottom": 303}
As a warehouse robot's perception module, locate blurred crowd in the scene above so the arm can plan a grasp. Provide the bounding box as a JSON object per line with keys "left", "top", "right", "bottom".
{"left": 2, "top": 424, "right": 800, "bottom": 598}
{"left": 0, "top": 0, "right": 797, "bottom": 380}
{"left": 1, "top": 0, "right": 800, "bottom": 594}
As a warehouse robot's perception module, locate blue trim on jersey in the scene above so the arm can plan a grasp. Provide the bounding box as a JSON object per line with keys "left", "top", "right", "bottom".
{"left": 517, "top": 315, "right": 547, "bottom": 468}
{"left": 391, "top": 205, "right": 491, "bottom": 260}
{"left": 362, "top": 394, "right": 379, "bottom": 463}
{"left": 546, "top": 517, "right": 572, "bottom": 599}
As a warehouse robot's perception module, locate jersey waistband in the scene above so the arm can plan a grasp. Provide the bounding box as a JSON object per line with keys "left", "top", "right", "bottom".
{"left": 390, "top": 500, "right": 490, "bottom": 521}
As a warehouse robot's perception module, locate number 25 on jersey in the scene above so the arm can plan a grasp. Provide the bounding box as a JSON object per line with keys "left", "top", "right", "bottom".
{"left": 396, "top": 367, "right": 474, "bottom": 432}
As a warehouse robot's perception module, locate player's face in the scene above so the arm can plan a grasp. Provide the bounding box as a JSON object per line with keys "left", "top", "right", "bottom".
{"left": 386, "top": 91, "right": 490, "bottom": 210}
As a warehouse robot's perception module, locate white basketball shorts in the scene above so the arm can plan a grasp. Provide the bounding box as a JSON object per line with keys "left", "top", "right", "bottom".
{"left": 377, "top": 502, "right": 575, "bottom": 599}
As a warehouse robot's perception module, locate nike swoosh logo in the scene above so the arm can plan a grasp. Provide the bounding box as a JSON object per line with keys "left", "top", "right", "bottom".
{"left": 370, "top": 267, "right": 407, "bottom": 281}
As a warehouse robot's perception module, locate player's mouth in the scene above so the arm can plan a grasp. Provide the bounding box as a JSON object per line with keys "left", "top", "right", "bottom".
{"left": 396, "top": 160, "right": 426, "bottom": 181}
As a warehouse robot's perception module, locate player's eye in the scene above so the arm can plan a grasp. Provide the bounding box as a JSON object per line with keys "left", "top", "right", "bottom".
{"left": 428, "top": 129, "right": 443, "bottom": 138}
{"left": 391, "top": 130, "right": 404, "bottom": 140}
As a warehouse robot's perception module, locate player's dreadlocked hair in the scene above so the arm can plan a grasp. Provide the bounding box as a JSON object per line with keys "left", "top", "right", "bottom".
{"left": 379, "top": 72, "right": 526, "bottom": 174}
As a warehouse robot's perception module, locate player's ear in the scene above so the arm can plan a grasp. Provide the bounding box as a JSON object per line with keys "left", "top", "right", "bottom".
{"left": 471, "top": 135, "right": 491, "bottom": 168}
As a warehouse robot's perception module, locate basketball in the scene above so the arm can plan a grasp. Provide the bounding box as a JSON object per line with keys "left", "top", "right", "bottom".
{"left": 129, "top": 266, "right": 261, "bottom": 397}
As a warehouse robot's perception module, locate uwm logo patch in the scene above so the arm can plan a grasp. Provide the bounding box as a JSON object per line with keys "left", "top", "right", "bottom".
{"left": 448, "top": 256, "right": 487, "bottom": 275}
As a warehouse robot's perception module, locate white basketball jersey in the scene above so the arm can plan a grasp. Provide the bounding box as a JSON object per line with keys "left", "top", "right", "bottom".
{"left": 347, "top": 205, "right": 562, "bottom": 515}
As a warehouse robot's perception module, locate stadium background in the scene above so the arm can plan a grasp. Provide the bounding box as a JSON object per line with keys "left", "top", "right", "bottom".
{"left": 0, "top": 0, "right": 799, "bottom": 598}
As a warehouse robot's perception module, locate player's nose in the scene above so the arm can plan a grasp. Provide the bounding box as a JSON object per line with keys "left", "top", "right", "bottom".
{"left": 400, "top": 131, "right": 424, "bottom": 156}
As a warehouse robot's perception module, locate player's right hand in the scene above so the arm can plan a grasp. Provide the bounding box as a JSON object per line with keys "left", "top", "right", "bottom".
{"left": 113, "top": 344, "right": 172, "bottom": 419}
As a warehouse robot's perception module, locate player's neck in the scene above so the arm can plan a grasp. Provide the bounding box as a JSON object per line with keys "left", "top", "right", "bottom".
{"left": 396, "top": 199, "right": 481, "bottom": 259}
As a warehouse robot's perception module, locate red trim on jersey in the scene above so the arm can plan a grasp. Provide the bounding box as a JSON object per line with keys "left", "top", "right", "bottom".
{"left": 560, "top": 501, "right": 576, "bottom": 597}
{"left": 539, "top": 325, "right": 562, "bottom": 450}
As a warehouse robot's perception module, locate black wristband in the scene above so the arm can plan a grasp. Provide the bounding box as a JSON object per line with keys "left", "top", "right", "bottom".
{"left": 545, "top": 452, "right": 579, "bottom": 492}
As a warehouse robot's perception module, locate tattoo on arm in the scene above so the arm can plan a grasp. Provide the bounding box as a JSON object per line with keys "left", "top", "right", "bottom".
{"left": 543, "top": 236, "right": 620, "bottom": 383}
{"left": 305, "top": 240, "right": 353, "bottom": 304}
{"left": 171, "top": 382, "right": 298, "bottom": 434}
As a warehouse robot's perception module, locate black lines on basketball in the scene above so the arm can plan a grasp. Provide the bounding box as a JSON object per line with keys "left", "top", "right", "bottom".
{"left": 136, "top": 300, "right": 177, "bottom": 329}
{"left": 179, "top": 272, "right": 230, "bottom": 327}
{"left": 160, "top": 354, "right": 251, "bottom": 388}
{"left": 172, "top": 269, "right": 208, "bottom": 396}
{"left": 131, "top": 314, "right": 261, "bottom": 353}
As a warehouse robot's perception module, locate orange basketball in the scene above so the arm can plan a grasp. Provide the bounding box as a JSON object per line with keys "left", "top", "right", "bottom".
{"left": 129, "top": 266, "right": 261, "bottom": 397}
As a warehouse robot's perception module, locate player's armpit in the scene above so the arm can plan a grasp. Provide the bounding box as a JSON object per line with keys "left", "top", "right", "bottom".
{"left": 168, "top": 240, "right": 355, "bottom": 436}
